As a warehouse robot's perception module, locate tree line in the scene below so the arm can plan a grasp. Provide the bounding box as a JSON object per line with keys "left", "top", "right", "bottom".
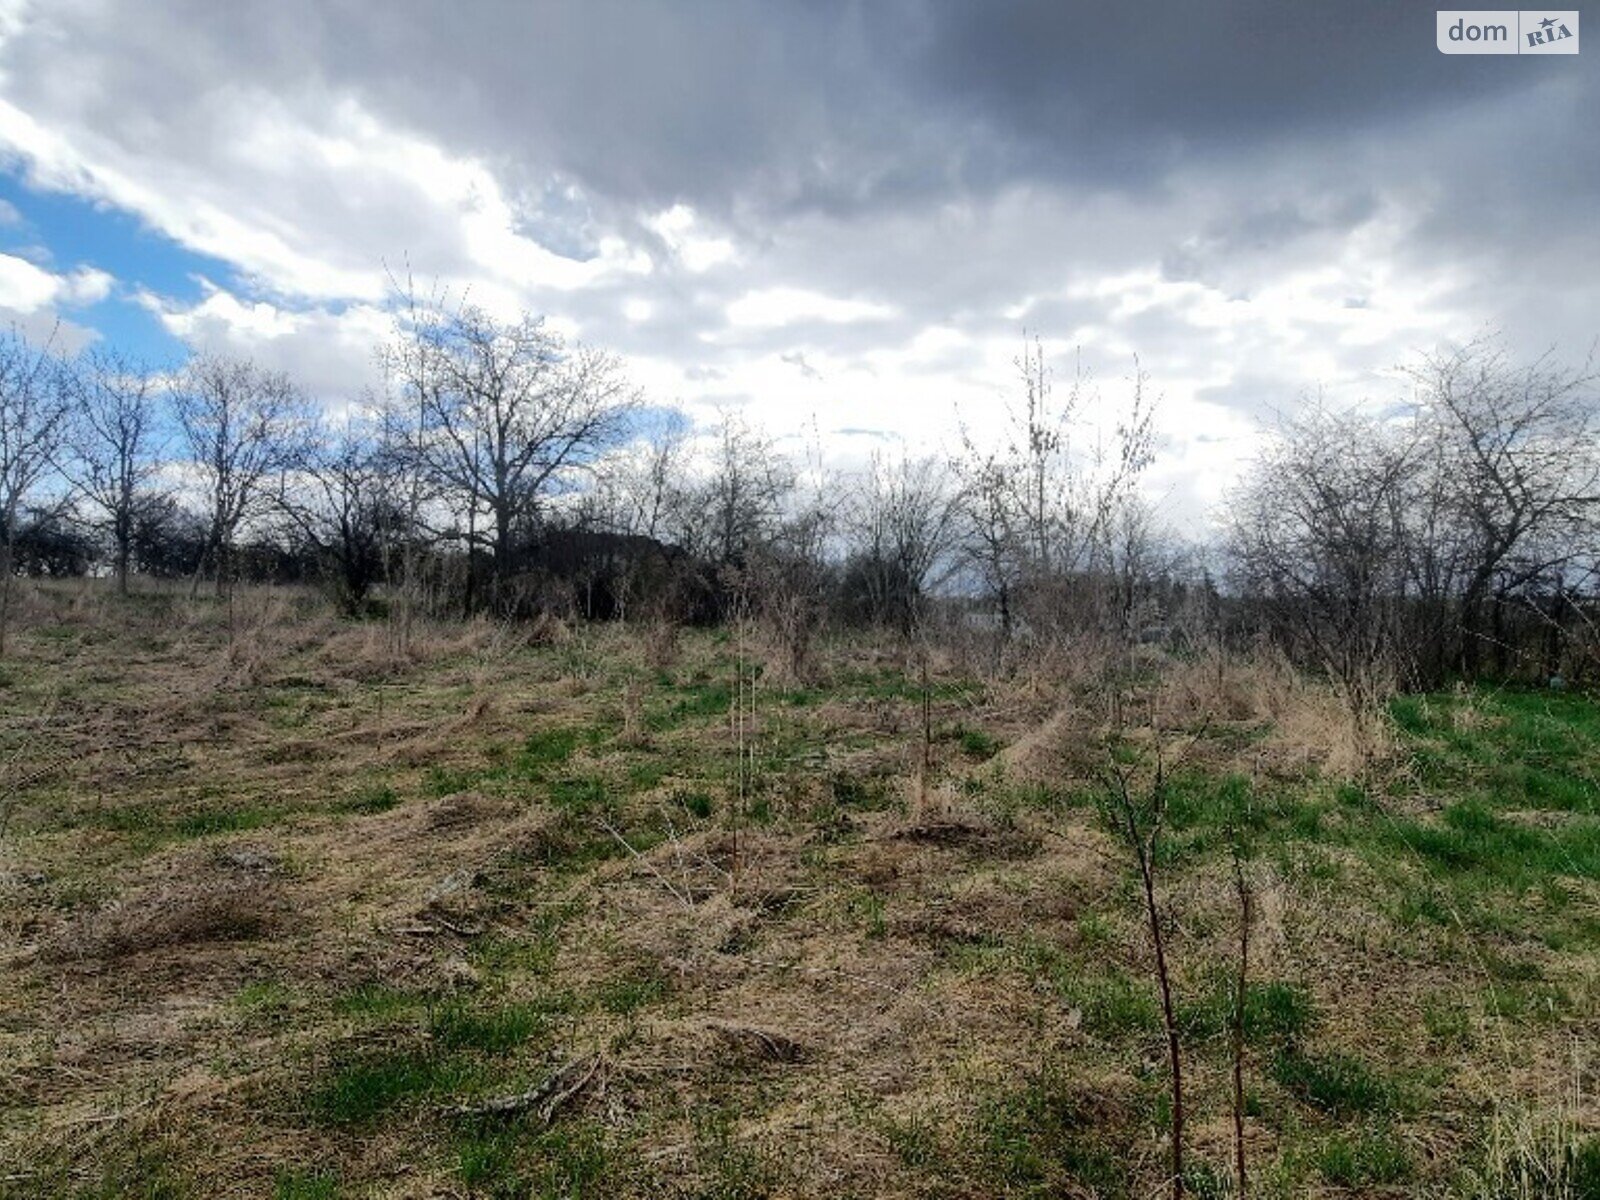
{"left": 2, "top": 292, "right": 1596, "bottom": 692}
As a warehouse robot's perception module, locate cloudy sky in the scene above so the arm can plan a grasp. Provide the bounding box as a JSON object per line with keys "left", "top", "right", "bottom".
{"left": 0, "top": 0, "right": 1593, "bottom": 534}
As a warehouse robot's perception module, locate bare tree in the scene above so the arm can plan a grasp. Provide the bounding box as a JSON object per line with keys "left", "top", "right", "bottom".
{"left": 277, "top": 409, "right": 394, "bottom": 615}
{"left": 952, "top": 438, "right": 1022, "bottom": 642}
{"left": 600, "top": 411, "right": 689, "bottom": 543}
{"left": 394, "top": 298, "right": 636, "bottom": 613}
{"left": 586, "top": 412, "right": 693, "bottom": 624}
{"left": 175, "top": 354, "right": 311, "bottom": 598}
{"left": 845, "top": 452, "right": 962, "bottom": 636}
{"left": 1407, "top": 339, "right": 1600, "bottom": 676}
{"left": 65, "top": 348, "right": 165, "bottom": 595}
{"left": 674, "top": 414, "right": 794, "bottom": 578}
{"left": 0, "top": 326, "right": 71, "bottom": 652}
{"left": 953, "top": 340, "right": 1159, "bottom": 649}
{"left": 750, "top": 500, "right": 836, "bottom": 683}
{"left": 1231, "top": 341, "right": 1600, "bottom": 692}
{"left": 1227, "top": 405, "right": 1418, "bottom": 720}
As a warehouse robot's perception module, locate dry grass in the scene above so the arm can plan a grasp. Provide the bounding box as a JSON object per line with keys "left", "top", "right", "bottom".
{"left": 0, "top": 580, "right": 1596, "bottom": 1197}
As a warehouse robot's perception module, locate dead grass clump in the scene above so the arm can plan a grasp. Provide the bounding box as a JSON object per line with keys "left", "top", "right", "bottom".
{"left": 211, "top": 843, "right": 283, "bottom": 874}
{"left": 1448, "top": 685, "right": 1500, "bottom": 735}
{"left": 313, "top": 622, "right": 409, "bottom": 681}
{"left": 1156, "top": 651, "right": 1393, "bottom": 779}
{"left": 443, "top": 614, "right": 501, "bottom": 657}
{"left": 423, "top": 790, "right": 514, "bottom": 832}
{"left": 904, "top": 776, "right": 959, "bottom": 824}
{"left": 46, "top": 876, "right": 280, "bottom": 962}
{"left": 1157, "top": 651, "right": 1294, "bottom": 725}
{"left": 893, "top": 874, "right": 1075, "bottom": 947}
{"left": 992, "top": 702, "right": 1099, "bottom": 783}
{"left": 707, "top": 1021, "right": 810, "bottom": 1065}
{"left": 1262, "top": 683, "right": 1393, "bottom": 779}
{"left": 617, "top": 679, "right": 650, "bottom": 748}
{"left": 1012, "top": 632, "right": 1123, "bottom": 692}
{"left": 889, "top": 810, "right": 1041, "bottom": 860}
{"left": 523, "top": 610, "right": 573, "bottom": 648}
{"left": 644, "top": 618, "right": 681, "bottom": 671}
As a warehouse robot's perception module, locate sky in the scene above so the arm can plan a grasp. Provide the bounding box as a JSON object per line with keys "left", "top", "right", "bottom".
{"left": 0, "top": 0, "right": 1594, "bottom": 537}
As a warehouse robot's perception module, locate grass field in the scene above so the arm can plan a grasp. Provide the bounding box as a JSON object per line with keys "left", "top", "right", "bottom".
{"left": 1, "top": 584, "right": 1597, "bottom": 1198}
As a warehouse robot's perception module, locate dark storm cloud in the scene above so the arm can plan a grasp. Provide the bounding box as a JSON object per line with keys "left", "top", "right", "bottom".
{"left": 351, "top": 0, "right": 1578, "bottom": 213}
{"left": 899, "top": 1, "right": 1549, "bottom": 187}
{"left": 14, "top": 0, "right": 1572, "bottom": 221}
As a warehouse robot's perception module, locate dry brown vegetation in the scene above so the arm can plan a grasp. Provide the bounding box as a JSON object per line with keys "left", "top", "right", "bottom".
{"left": 1, "top": 581, "right": 1597, "bottom": 1199}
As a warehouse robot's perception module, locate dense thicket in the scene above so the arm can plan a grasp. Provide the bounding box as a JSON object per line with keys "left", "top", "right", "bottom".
{"left": 1227, "top": 340, "right": 1600, "bottom": 693}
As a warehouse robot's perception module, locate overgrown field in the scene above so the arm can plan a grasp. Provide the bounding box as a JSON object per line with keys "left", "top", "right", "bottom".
{"left": 1, "top": 585, "right": 1597, "bottom": 1198}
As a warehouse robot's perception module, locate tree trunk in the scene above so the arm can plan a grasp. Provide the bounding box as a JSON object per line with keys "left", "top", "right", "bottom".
{"left": 494, "top": 504, "right": 511, "bottom": 616}
{"left": 0, "top": 537, "right": 13, "bottom": 657}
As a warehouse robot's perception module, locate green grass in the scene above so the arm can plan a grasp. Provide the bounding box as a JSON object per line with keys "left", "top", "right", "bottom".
{"left": 1060, "top": 971, "right": 1161, "bottom": 1038}
{"left": 548, "top": 774, "right": 614, "bottom": 816}
{"left": 1312, "top": 1126, "right": 1412, "bottom": 1187}
{"left": 428, "top": 999, "right": 551, "bottom": 1053}
{"left": 455, "top": 1127, "right": 518, "bottom": 1192}
{"left": 422, "top": 727, "right": 584, "bottom": 798}
{"left": 331, "top": 784, "right": 400, "bottom": 815}
{"left": 976, "top": 1065, "right": 1127, "bottom": 1196}
{"left": 674, "top": 788, "right": 715, "bottom": 819}
{"left": 273, "top": 1167, "right": 340, "bottom": 1200}
{"left": 174, "top": 803, "right": 275, "bottom": 838}
{"left": 593, "top": 968, "right": 668, "bottom": 1016}
{"left": 829, "top": 773, "right": 894, "bottom": 811}
{"left": 1389, "top": 690, "right": 1600, "bottom": 814}
{"left": 233, "top": 979, "right": 295, "bottom": 1019}
{"left": 648, "top": 679, "right": 733, "bottom": 730}
{"left": 62, "top": 797, "right": 280, "bottom": 843}
{"left": 334, "top": 982, "right": 427, "bottom": 1020}
{"left": 1271, "top": 1048, "right": 1391, "bottom": 1118}
{"left": 691, "top": 1106, "right": 783, "bottom": 1200}
{"left": 876, "top": 1111, "right": 943, "bottom": 1170}
{"left": 955, "top": 726, "right": 1001, "bottom": 760}
{"left": 1178, "top": 978, "right": 1315, "bottom": 1045}
{"left": 519, "top": 727, "right": 581, "bottom": 772}
{"left": 305, "top": 1047, "right": 480, "bottom": 1125}
{"left": 1382, "top": 800, "right": 1600, "bottom": 887}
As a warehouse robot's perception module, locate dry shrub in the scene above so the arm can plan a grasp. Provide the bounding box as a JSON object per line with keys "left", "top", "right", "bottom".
{"left": 313, "top": 621, "right": 409, "bottom": 681}
{"left": 523, "top": 610, "right": 572, "bottom": 648}
{"left": 1157, "top": 650, "right": 1291, "bottom": 724}
{"left": 1157, "top": 650, "right": 1392, "bottom": 779}
{"left": 57, "top": 580, "right": 111, "bottom": 626}
{"left": 644, "top": 618, "right": 681, "bottom": 671}
{"left": 440, "top": 614, "right": 501, "bottom": 658}
{"left": 903, "top": 776, "right": 961, "bottom": 824}
{"left": 1469, "top": 1050, "right": 1594, "bottom": 1200}
{"left": 4, "top": 577, "right": 57, "bottom": 638}
{"left": 1010, "top": 631, "right": 1123, "bottom": 692}
{"left": 217, "top": 589, "right": 343, "bottom": 685}
{"left": 1448, "top": 684, "right": 1498, "bottom": 734}
{"left": 617, "top": 679, "right": 650, "bottom": 748}
{"left": 45, "top": 876, "right": 280, "bottom": 962}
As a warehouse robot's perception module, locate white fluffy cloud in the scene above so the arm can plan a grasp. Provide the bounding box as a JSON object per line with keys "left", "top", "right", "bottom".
{"left": 0, "top": 251, "right": 109, "bottom": 311}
